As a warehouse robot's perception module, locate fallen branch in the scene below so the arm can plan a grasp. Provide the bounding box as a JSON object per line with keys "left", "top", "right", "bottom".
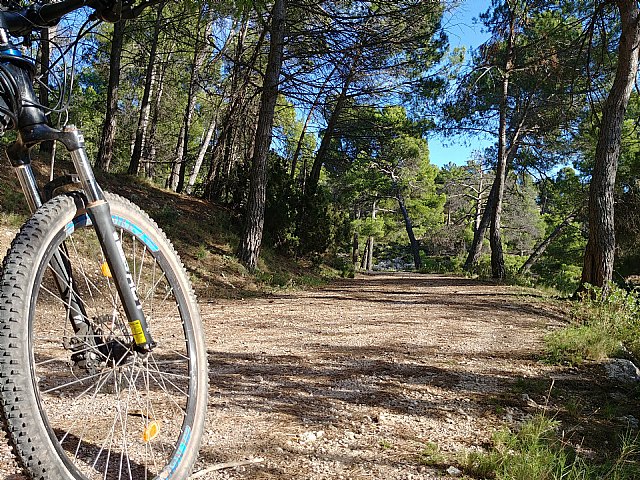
{"left": 190, "top": 458, "right": 265, "bottom": 479}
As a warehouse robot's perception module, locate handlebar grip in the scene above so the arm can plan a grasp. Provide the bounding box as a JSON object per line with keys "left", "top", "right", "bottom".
{"left": 35, "top": 0, "right": 89, "bottom": 25}
{"left": 1, "top": 0, "right": 88, "bottom": 36}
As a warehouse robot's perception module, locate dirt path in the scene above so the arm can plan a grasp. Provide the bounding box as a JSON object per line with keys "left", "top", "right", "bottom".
{"left": 1, "top": 273, "right": 633, "bottom": 479}
{"left": 194, "top": 273, "right": 568, "bottom": 479}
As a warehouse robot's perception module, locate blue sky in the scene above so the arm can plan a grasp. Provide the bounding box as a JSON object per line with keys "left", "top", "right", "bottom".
{"left": 428, "top": 0, "right": 492, "bottom": 168}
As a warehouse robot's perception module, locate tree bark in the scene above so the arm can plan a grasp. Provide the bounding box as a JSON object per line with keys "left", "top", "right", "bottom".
{"left": 360, "top": 237, "right": 370, "bottom": 270}
{"left": 97, "top": 20, "right": 126, "bottom": 172}
{"left": 306, "top": 52, "right": 361, "bottom": 195}
{"left": 396, "top": 191, "right": 422, "bottom": 270}
{"left": 143, "top": 52, "right": 171, "bottom": 177}
{"left": 464, "top": 180, "right": 497, "bottom": 271}
{"left": 364, "top": 236, "right": 374, "bottom": 271}
{"left": 128, "top": 3, "right": 164, "bottom": 175}
{"left": 186, "top": 117, "right": 217, "bottom": 194}
{"left": 237, "top": 0, "right": 287, "bottom": 270}
{"left": 352, "top": 208, "right": 362, "bottom": 268}
{"left": 579, "top": 0, "right": 640, "bottom": 293}
{"left": 352, "top": 231, "right": 360, "bottom": 268}
{"left": 290, "top": 65, "right": 338, "bottom": 179}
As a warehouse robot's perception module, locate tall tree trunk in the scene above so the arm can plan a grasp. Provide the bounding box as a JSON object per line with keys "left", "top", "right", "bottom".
{"left": 237, "top": 0, "right": 287, "bottom": 270}
{"left": 128, "top": 3, "right": 164, "bottom": 175}
{"left": 143, "top": 53, "right": 171, "bottom": 178}
{"left": 360, "top": 236, "right": 374, "bottom": 271}
{"left": 307, "top": 82, "right": 349, "bottom": 193}
{"left": 352, "top": 208, "right": 361, "bottom": 269}
{"left": 360, "top": 237, "right": 370, "bottom": 270}
{"left": 579, "top": 0, "right": 640, "bottom": 292}
{"left": 174, "top": 13, "right": 210, "bottom": 193}
{"left": 396, "top": 190, "right": 422, "bottom": 270}
{"left": 204, "top": 17, "right": 262, "bottom": 200}
{"left": 362, "top": 202, "right": 377, "bottom": 271}
{"left": 519, "top": 211, "right": 579, "bottom": 274}
{"left": 489, "top": 7, "right": 517, "bottom": 280}
{"left": 97, "top": 20, "right": 126, "bottom": 172}
{"left": 168, "top": 123, "right": 185, "bottom": 189}
{"left": 187, "top": 117, "right": 217, "bottom": 194}
{"left": 352, "top": 232, "right": 360, "bottom": 268}
{"left": 306, "top": 53, "right": 360, "bottom": 195}
{"left": 290, "top": 65, "right": 338, "bottom": 179}
{"left": 464, "top": 181, "right": 497, "bottom": 271}
{"left": 474, "top": 172, "right": 484, "bottom": 234}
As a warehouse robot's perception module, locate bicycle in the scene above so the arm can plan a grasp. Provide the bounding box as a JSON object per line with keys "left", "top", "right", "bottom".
{"left": 0, "top": 1, "right": 208, "bottom": 479}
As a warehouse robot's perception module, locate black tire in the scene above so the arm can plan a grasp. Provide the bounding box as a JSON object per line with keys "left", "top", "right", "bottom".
{"left": 0, "top": 193, "right": 207, "bottom": 480}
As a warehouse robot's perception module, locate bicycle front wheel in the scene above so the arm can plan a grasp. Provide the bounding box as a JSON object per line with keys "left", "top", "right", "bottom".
{"left": 0, "top": 193, "right": 207, "bottom": 480}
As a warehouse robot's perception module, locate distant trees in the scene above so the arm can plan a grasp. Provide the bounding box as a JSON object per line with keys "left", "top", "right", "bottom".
{"left": 47, "top": 0, "right": 637, "bottom": 283}
{"left": 441, "top": 0, "right": 586, "bottom": 279}
{"left": 322, "top": 105, "right": 444, "bottom": 270}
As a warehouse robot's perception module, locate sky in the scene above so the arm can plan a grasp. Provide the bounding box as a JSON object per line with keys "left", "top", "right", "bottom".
{"left": 427, "top": 0, "right": 493, "bottom": 168}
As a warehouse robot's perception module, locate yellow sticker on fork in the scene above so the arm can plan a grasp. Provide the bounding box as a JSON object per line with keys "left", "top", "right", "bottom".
{"left": 128, "top": 320, "right": 147, "bottom": 345}
{"left": 101, "top": 262, "right": 112, "bottom": 278}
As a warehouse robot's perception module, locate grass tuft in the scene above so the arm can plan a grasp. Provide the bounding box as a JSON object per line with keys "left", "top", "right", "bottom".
{"left": 545, "top": 284, "right": 640, "bottom": 365}
{"left": 459, "top": 415, "right": 640, "bottom": 480}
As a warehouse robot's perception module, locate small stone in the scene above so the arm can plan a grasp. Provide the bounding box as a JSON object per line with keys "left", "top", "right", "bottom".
{"left": 344, "top": 431, "right": 356, "bottom": 441}
{"left": 299, "top": 431, "right": 317, "bottom": 443}
{"left": 604, "top": 359, "right": 640, "bottom": 383}
{"left": 446, "top": 465, "right": 462, "bottom": 477}
{"left": 521, "top": 394, "right": 539, "bottom": 408}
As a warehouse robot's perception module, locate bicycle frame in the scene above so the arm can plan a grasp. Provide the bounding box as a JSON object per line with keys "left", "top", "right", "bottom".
{"left": 0, "top": 29, "right": 156, "bottom": 351}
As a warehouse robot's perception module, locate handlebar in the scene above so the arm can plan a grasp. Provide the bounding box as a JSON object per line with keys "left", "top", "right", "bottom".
{"left": 1, "top": 0, "right": 161, "bottom": 37}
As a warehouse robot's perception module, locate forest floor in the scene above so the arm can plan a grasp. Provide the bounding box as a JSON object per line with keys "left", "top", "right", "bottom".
{"left": 4, "top": 273, "right": 637, "bottom": 479}
{"left": 0, "top": 273, "right": 639, "bottom": 480}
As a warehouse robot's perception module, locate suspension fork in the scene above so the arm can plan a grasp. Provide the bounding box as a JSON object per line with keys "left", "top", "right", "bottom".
{"left": 66, "top": 127, "right": 156, "bottom": 351}
{"left": 8, "top": 125, "right": 156, "bottom": 352}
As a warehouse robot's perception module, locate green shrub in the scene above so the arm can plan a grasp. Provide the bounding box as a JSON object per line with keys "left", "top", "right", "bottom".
{"left": 461, "top": 415, "right": 640, "bottom": 480}
{"left": 538, "top": 264, "right": 583, "bottom": 296}
{"left": 419, "top": 255, "right": 463, "bottom": 274}
{"left": 546, "top": 284, "right": 640, "bottom": 364}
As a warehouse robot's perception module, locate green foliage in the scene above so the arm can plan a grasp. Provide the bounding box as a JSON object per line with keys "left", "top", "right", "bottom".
{"left": 546, "top": 285, "right": 640, "bottom": 364}
{"left": 538, "top": 264, "right": 583, "bottom": 297}
{"left": 0, "top": 182, "right": 28, "bottom": 218}
{"left": 419, "top": 442, "right": 447, "bottom": 467}
{"left": 264, "top": 154, "right": 299, "bottom": 252}
{"left": 462, "top": 415, "right": 640, "bottom": 480}
{"left": 255, "top": 270, "right": 292, "bottom": 288}
{"left": 419, "top": 255, "right": 465, "bottom": 274}
{"left": 298, "top": 188, "right": 344, "bottom": 257}
{"left": 474, "top": 254, "right": 527, "bottom": 279}
{"left": 326, "top": 105, "right": 444, "bottom": 263}
{"left": 353, "top": 216, "right": 385, "bottom": 239}
{"left": 503, "top": 174, "right": 546, "bottom": 254}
